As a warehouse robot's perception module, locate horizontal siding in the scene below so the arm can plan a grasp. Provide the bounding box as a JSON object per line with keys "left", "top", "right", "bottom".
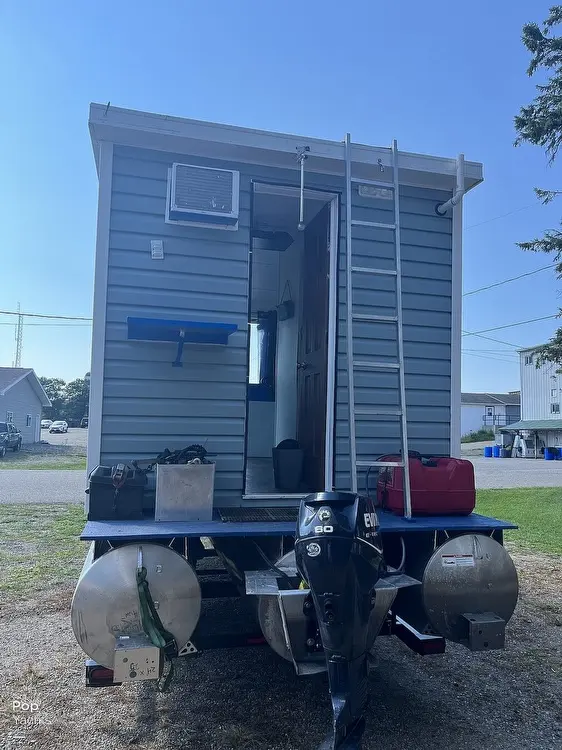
{"left": 100, "top": 144, "right": 455, "bottom": 502}
{"left": 335, "top": 181, "right": 452, "bottom": 490}
{"left": 101, "top": 146, "right": 254, "bottom": 501}
{"left": 101, "top": 146, "right": 343, "bottom": 503}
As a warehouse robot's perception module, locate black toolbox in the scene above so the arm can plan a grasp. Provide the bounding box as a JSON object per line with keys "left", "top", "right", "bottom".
{"left": 87, "top": 465, "right": 147, "bottom": 520}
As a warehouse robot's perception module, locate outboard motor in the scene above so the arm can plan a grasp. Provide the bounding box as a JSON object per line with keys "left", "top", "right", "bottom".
{"left": 294, "top": 492, "right": 384, "bottom": 750}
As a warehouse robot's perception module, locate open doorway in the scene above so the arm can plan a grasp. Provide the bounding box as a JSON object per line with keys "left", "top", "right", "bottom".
{"left": 244, "top": 183, "right": 338, "bottom": 498}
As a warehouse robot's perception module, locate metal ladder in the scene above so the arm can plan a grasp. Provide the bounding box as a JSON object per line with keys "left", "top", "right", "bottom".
{"left": 344, "top": 134, "right": 412, "bottom": 518}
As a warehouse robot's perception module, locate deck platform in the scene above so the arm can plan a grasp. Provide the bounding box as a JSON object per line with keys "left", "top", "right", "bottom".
{"left": 81, "top": 510, "right": 516, "bottom": 542}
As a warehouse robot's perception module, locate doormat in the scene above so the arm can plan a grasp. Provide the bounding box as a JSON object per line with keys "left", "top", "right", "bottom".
{"left": 218, "top": 507, "right": 298, "bottom": 523}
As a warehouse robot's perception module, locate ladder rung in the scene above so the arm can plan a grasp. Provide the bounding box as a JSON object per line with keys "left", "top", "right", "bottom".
{"left": 353, "top": 313, "right": 398, "bottom": 323}
{"left": 353, "top": 360, "right": 400, "bottom": 370}
{"left": 357, "top": 460, "right": 404, "bottom": 468}
{"left": 351, "top": 266, "right": 397, "bottom": 276}
{"left": 355, "top": 408, "right": 403, "bottom": 416}
{"left": 350, "top": 178, "right": 394, "bottom": 189}
{"left": 351, "top": 219, "right": 396, "bottom": 230}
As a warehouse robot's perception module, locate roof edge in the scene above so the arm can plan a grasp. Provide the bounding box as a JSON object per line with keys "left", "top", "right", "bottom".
{"left": 0, "top": 369, "right": 51, "bottom": 407}
{"left": 88, "top": 103, "right": 483, "bottom": 191}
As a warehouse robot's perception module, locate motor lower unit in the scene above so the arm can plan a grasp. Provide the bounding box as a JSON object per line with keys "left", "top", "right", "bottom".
{"left": 71, "top": 543, "right": 201, "bottom": 672}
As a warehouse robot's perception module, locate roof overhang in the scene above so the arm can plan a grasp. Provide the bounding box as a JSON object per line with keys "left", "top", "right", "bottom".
{"left": 89, "top": 103, "right": 483, "bottom": 193}
{"left": 500, "top": 419, "right": 562, "bottom": 432}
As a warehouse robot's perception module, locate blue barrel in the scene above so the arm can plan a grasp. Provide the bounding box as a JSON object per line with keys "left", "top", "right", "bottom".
{"left": 484, "top": 446, "right": 493, "bottom": 458}
{"left": 545, "top": 447, "right": 555, "bottom": 461}
{"left": 493, "top": 445, "right": 501, "bottom": 458}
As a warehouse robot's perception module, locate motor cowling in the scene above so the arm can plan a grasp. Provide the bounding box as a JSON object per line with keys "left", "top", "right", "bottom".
{"left": 294, "top": 492, "right": 384, "bottom": 749}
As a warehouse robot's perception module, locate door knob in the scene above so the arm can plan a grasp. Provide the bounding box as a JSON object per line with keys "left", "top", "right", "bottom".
{"left": 297, "top": 362, "right": 309, "bottom": 370}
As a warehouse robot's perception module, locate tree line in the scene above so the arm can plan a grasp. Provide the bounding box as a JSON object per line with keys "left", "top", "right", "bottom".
{"left": 39, "top": 374, "right": 90, "bottom": 424}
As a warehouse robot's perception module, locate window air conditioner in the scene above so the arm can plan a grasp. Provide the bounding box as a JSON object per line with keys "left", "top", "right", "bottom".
{"left": 166, "top": 163, "right": 240, "bottom": 230}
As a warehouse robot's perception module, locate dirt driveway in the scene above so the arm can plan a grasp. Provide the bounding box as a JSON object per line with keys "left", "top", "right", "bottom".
{"left": 0, "top": 547, "right": 560, "bottom": 750}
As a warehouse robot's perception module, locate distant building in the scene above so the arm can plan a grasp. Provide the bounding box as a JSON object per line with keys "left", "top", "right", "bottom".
{"left": 499, "top": 346, "right": 562, "bottom": 452}
{"left": 461, "top": 392, "right": 521, "bottom": 436}
{"left": 0, "top": 368, "right": 51, "bottom": 443}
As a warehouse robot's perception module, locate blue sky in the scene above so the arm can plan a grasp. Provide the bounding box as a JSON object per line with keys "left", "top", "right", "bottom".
{"left": 1, "top": 0, "right": 560, "bottom": 389}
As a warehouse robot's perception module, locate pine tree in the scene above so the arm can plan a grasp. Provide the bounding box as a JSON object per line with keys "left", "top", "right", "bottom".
{"left": 515, "top": 6, "right": 562, "bottom": 365}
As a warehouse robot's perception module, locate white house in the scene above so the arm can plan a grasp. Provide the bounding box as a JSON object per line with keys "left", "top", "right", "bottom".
{"left": 0, "top": 368, "right": 51, "bottom": 443}
{"left": 499, "top": 346, "right": 562, "bottom": 453}
{"left": 461, "top": 392, "right": 521, "bottom": 437}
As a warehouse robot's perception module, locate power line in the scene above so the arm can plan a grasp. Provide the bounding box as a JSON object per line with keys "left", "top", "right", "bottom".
{"left": 463, "top": 263, "right": 556, "bottom": 297}
{"left": 461, "top": 330, "right": 522, "bottom": 348}
{"left": 463, "top": 314, "right": 558, "bottom": 337}
{"left": 462, "top": 348, "right": 519, "bottom": 359}
{"left": 462, "top": 351, "right": 519, "bottom": 365}
{"left": 465, "top": 204, "right": 537, "bottom": 230}
{"left": 0, "top": 322, "right": 91, "bottom": 327}
{"left": 0, "top": 309, "right": 92, "bottom": 321}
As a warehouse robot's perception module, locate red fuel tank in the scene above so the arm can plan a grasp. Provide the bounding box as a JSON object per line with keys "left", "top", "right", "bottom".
{"left": 376, "top": 455, "right": 475, "bottom": 516}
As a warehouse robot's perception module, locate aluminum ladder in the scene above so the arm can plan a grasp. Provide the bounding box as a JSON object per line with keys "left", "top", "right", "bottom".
{"left": 344, "top": 134, "right": 412, "bottom": 518}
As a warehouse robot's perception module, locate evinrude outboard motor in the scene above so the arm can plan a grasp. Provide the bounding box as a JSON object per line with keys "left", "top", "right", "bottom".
{"left": 294, "top": 492, "right": 384, "bottom": 750}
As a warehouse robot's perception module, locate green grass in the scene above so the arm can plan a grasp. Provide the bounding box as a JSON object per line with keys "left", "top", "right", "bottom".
{"left": 0, "top": 456, "right": 87, "bottom": 470}
{"left": 477, "top": 488, "right": 562, "bottom": 555}
{"left": 0, "top": 504, "right": 87, "bottom": 596}
{"left": 461, "top": 428, "right": 495, "bottom": 443}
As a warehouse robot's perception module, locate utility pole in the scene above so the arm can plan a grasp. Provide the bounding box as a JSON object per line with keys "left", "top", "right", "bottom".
{"left": 13, "top": 303, "right": 23, "bottom": 367}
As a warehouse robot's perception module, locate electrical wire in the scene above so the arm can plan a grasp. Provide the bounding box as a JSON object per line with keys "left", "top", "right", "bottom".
{"left": 462, "top": 314, "right": 558, "bottom": 338}
{"left": 462, "top": 330, "right": 522, "bottom": 348}
{"left": 0, "top": 309, "right": 92, "bottom": 321}
{"left": 463, "top": 349, "right": 517, "bottom": 357}
{"left": 463, "top": 263, "right": 556, "bottom": 297}
{"left": 462, "top": 351, "right": 519, "bottom": 365}
{"left": 464, "top": 204, "right": 537, "bottom": 230}
{"left": 0, "top": 322, "right": 91, "bottom": 327}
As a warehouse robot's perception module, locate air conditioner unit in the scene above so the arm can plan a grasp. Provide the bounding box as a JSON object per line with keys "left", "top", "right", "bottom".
{"left": 166, "top": 163, "right": 240, "bottom": 230}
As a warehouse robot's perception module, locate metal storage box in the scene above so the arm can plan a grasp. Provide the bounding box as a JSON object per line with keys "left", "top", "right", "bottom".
{"left": 155, "top": 463, "right": 215, "bottom": 521}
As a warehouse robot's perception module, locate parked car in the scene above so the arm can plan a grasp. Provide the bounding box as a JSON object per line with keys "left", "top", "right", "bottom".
{"left": 80, "top": 417, "right": 88, "bottom": 428}
{"left": 49, "top": 421, "right": 68, "bottom": 434}
{"left": 41, "top": 419, "right": 53, "bottom": 429}
{"left": 0, "top": 422, "right": 22, "bottom": 456}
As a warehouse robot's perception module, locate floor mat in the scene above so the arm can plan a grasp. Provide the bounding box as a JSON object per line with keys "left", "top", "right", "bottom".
{"left": 218, "top": 507, "right": 299, "bottom": 523}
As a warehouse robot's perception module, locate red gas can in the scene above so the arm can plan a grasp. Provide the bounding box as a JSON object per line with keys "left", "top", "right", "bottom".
{"left": 375, "top": 455, "right": 475, "bottom": 516}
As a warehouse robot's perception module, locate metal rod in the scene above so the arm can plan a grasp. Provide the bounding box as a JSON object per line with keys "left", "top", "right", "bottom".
{"left": 296, "top": 147, "right": 309, "bottom": 231}
{"left": 392, "top": 139, "right": 412, "bottom": 520}
{"left": 345, "top": 133, "right": 358, "bottom": 494}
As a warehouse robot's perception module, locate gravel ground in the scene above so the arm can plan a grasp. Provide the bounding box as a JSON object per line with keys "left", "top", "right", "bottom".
{"left": 41, "top": 428, "right": 88, "bottom": 449}
{"left": 0, "top": 471, "right": 86, "bottom": 504}
{"left": 0, "top": 548, "right": 560, "bottom": 750}
{"left": 460, "top": 440, "right": 494, "bottom": 457}
{"left": 470, "top": 456, "right": 562, "bottom": 489}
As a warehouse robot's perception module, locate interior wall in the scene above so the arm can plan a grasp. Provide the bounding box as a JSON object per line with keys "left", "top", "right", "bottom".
{"left": 246, "top": 247, "right": 279, "bottom": 458}
{"left": 275, "top": 234, "right": 303, "bottom": 445}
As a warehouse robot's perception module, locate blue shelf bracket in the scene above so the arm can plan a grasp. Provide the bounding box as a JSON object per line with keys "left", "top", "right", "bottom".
{"left": 127, "top": 317, "right": 238, "bottom": 367}
{"left": 173, "top": 330, "right": 185, "bottom": 368}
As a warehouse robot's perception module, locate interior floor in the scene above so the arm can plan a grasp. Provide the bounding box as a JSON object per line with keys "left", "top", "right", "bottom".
{"left": 245, "top": 457, "right": 309, "bottom": 495}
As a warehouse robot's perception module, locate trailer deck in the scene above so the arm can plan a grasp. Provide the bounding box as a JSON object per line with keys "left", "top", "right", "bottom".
{"left": 81, "top": 510, "right": 516, "bottom": 541}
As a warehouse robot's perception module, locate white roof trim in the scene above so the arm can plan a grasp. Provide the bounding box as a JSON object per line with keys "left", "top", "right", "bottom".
{"left": 89, "top": 104, "right": 483, "bottom": 192}
{"left": 0, "top": 369, "right": 51, "bottom": 407}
